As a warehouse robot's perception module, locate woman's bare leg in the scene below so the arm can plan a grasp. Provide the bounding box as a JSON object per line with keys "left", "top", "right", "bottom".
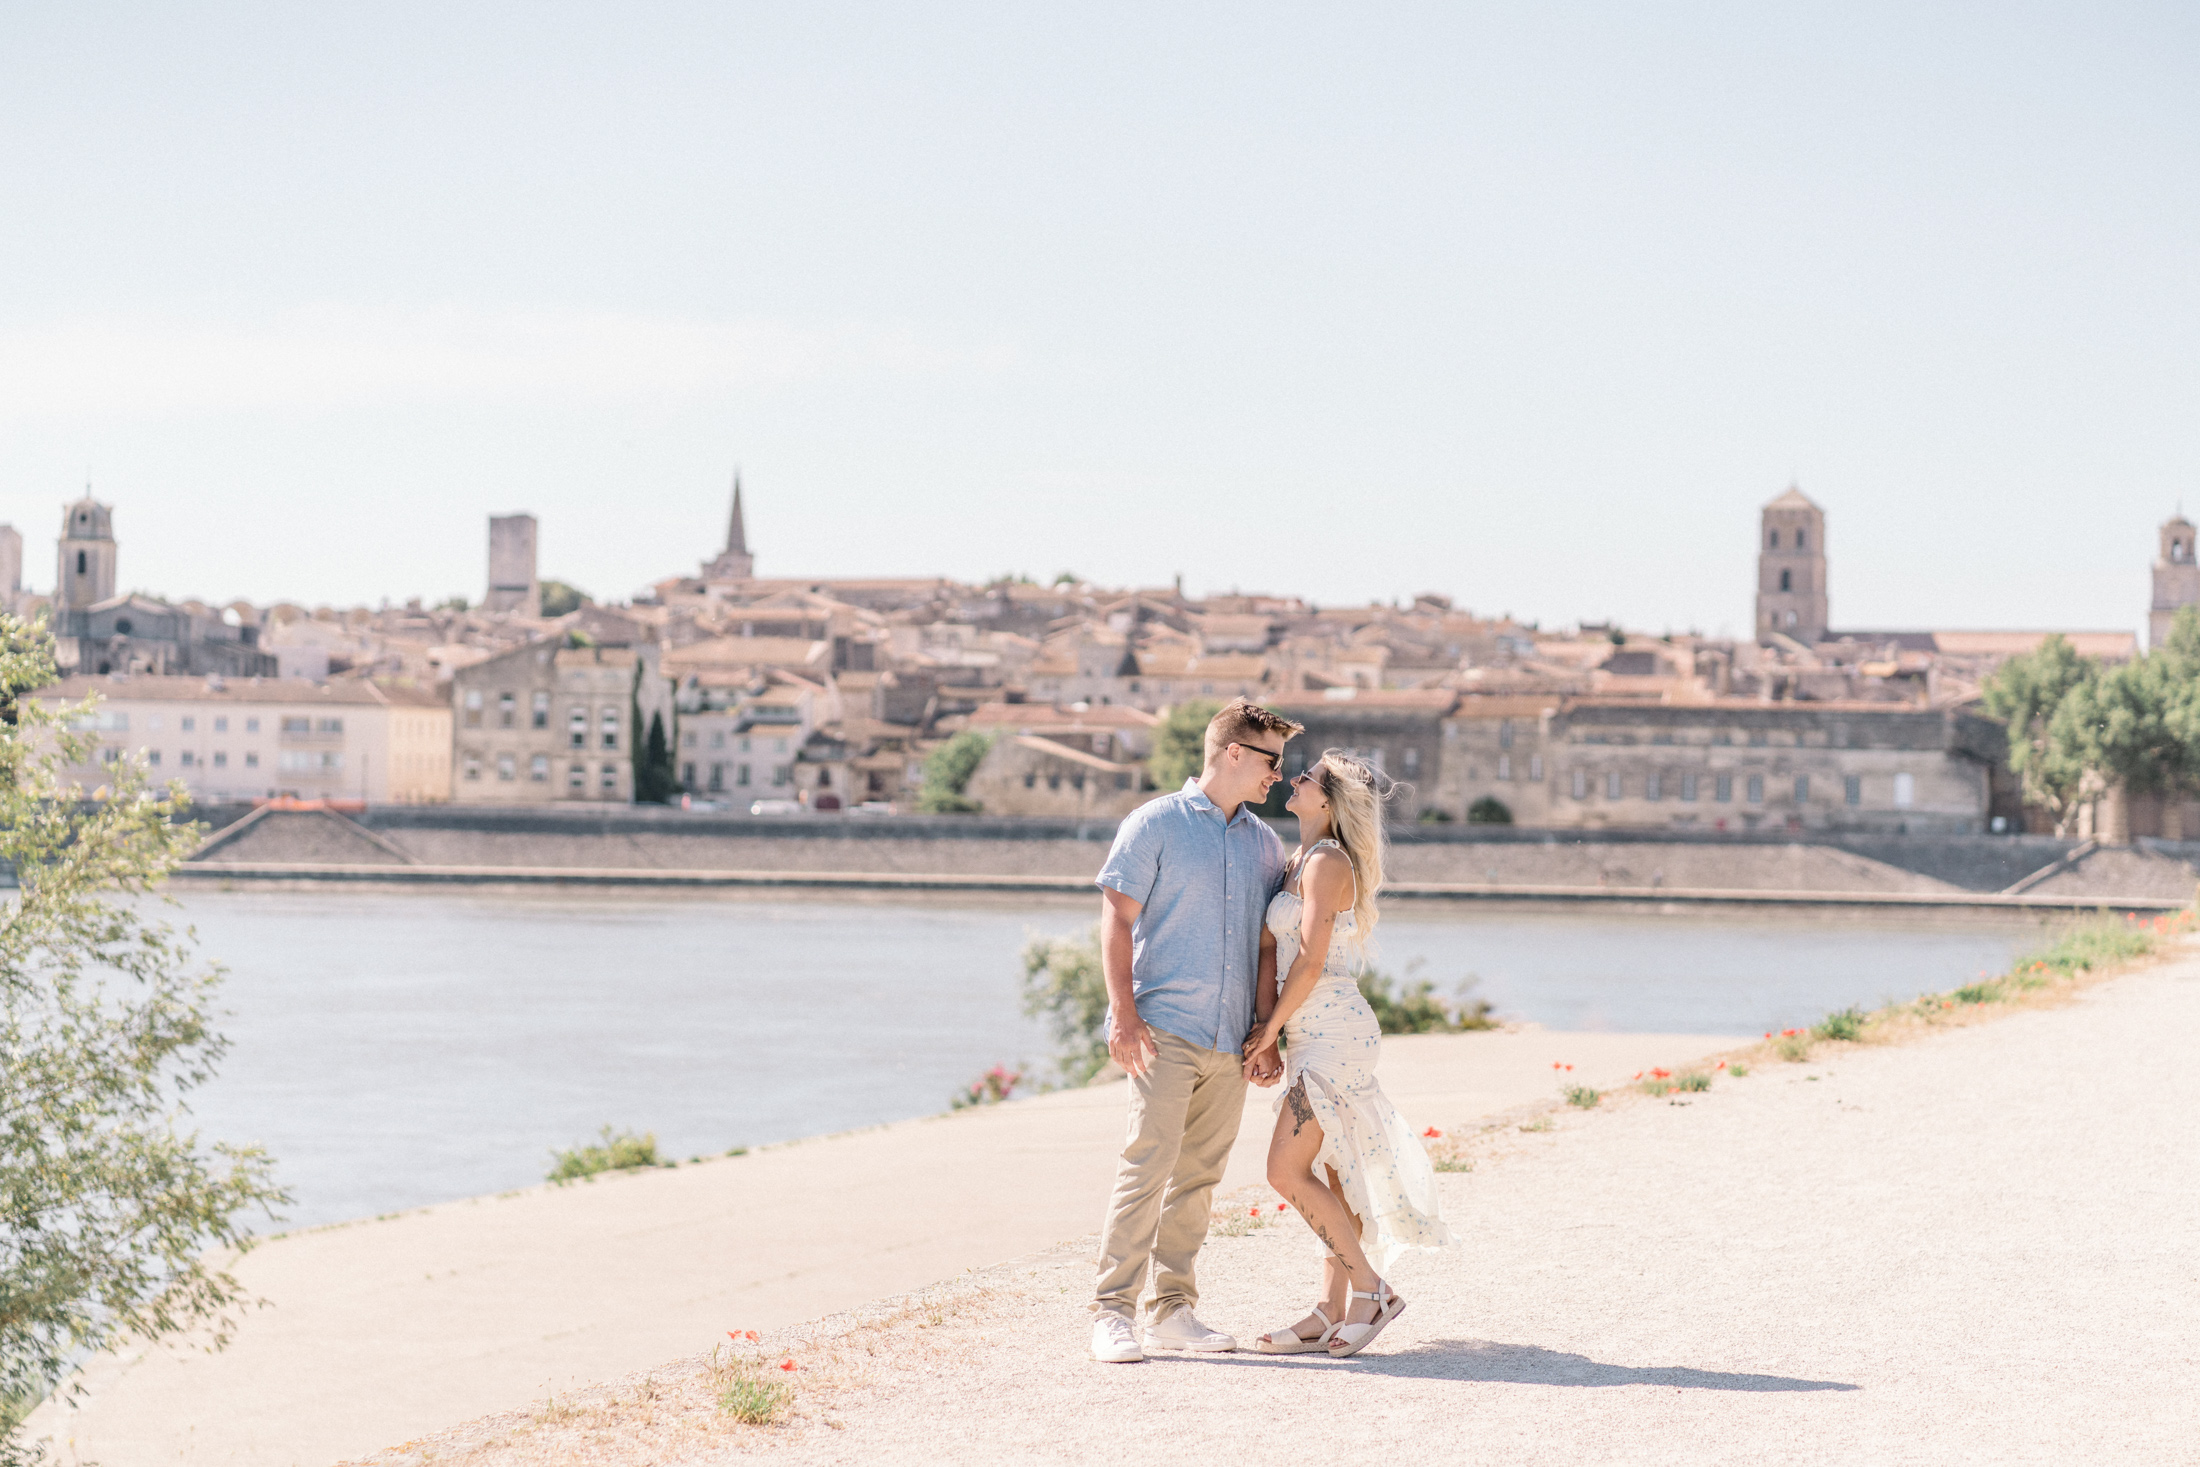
{"left": 1264, "top": 1079, "right": 1389, "bottom": 1332}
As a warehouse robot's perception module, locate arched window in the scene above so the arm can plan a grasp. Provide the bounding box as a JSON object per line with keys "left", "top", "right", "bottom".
{"left": 1797, "top": 529, "right": 1807, "bottom": 549}
{"left": 1779, "top": 569, "right": 1792, "bottom": 592}
{"left": 75, "top": 550, "right": 86, "bottom": 575}
{"left": 1767, "top": 529, "right": 1779, "bottom": 549}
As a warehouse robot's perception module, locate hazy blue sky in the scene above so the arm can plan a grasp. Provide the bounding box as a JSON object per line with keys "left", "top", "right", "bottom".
{"left": 2, "top": 4, "right": 2194, "bottom": 637}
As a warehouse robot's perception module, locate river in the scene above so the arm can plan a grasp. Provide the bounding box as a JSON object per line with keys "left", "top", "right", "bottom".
{"left": 168, "top": 888, "right": 2055, "bottom": 1230}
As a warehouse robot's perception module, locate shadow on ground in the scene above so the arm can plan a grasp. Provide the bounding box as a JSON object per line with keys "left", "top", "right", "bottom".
{"left": 1181, "top": 1340, "right": 1859, "bottom": 1392}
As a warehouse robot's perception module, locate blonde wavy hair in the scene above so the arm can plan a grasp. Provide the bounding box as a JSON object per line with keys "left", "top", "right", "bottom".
{"left": 1306, "top": 749, "right": 1391, "bottom": 951}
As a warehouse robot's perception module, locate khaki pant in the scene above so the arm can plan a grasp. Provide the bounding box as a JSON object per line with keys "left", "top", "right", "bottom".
{"left": 1092, "top": 1029, "right": 1247, "bottom": 1323}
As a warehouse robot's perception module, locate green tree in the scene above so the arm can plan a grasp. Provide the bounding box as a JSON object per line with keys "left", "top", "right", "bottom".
{"left": 916, "top": 731, "right": 993, "bottom": 814}
{"left": 1020, "top": 926, "right": 1110, "bottom": 1084}
{"left": 0, "top": 615, "right": 287, "bottom": 1455}
{"left": 633, "top": 709, "right": 677, "bottom": 804}
{"left": 1981, "top": 633, "right": 2098, "bottom": 834}
{"left": 1147, "top": 700, "right": 1220, "bottom": 792}
{"left": 539, "top": 580, "right": 589, "bottom": 617}
{"left": 1356, "top": 965, "right": 1497, "bottom": 1034}
{"left": 1466, "top": 796, "right": 1512, "bottom": 825}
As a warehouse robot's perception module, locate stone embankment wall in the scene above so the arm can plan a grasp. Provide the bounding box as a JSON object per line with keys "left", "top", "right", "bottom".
{"left": 182, "top": 804, "right": 2200, "bottom": 901}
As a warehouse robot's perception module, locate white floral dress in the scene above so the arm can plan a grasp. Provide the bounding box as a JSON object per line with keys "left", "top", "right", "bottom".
{"left": 1268, "top": 842, "right": 1458, "bottom": 1271}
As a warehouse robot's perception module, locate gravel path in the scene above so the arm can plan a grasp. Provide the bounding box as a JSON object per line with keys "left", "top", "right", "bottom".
{"left": 351, "top": 947, "right": 2200, "bottom": 1466}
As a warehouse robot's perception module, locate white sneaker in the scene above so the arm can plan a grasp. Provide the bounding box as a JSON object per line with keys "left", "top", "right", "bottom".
{"left": 1091, "top": 1313, "right": 1145, "bottom": 1363}
{"left": 1143, "top": 1306, "right": 1237, "bottom": 1353}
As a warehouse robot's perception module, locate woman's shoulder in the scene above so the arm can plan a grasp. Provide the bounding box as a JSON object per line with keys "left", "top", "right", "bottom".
{"left": 1299, "top": 843, "right": 1355, "bottom": 899}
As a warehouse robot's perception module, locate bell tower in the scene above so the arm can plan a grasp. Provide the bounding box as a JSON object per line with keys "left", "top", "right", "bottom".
{"left": 56, "top": 494, "right": 117, "bottom": 610}
{"left": 701, "top": 472, "right": 756, "bottom": 581}
{"left": 1755, "top": 487, "right": 1828, "bottom": 646}
{"left": 2149, "top": 514, "right": 2199, "bottom": 649}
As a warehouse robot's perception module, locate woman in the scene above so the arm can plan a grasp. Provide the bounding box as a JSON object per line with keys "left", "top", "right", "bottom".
{"left": 1243, "top": 750, "right": 1457, "bottom": 1357}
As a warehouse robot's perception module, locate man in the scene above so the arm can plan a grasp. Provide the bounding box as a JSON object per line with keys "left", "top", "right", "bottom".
{"left": 1088, "top": 697, "right": 1303, "bottom": 1363}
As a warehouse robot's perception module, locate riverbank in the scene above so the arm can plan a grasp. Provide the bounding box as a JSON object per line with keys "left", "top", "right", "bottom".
{"left": 177, "top": 805, "right": 2200, "bottom": 907}
{"left": 20, "top": 1027, "right": 1742, "bottom": 1465}
{"left": 351, "top": 935, "right": 2200, "bottom": 1467}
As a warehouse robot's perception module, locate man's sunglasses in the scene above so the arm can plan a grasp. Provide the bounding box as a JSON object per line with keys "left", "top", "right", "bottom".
{"left": 1233, "top": 742, "right": 1284, "bottom": 773}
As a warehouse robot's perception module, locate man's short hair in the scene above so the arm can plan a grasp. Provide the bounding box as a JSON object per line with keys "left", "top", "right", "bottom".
{"left": 1202, "top": 697, "right": 1304, "bottom": 768}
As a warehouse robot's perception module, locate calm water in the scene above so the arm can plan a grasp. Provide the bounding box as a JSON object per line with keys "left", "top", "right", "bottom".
{"left": 168, "top": 889, "right": 2053, "bottom": 1230}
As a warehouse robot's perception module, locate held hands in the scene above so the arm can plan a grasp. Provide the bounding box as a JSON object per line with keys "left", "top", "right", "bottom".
{"left": 1107, "top": 1010, "right": 1160, "bottom": 1079}
{"left": 1241, "top": 1028, "right": 1283, "bottom": 1086}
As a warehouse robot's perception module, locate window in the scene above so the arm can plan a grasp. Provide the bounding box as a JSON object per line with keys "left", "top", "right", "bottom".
{"left": 1605, "top": 772, "right": 1622, "bottom": 799}
{"left": 100, "top": 747, "right": 122, "bottom": 765}
{"left": 1779, "top": 569, "right": 1792, "bottom": 592}
{"left": 463, "top": 688, "right": 483, "bottom": 728}
{"left": 1844, "top": 774, "right": 1861, "bottom": 806}
{"left": 497, "top": 753, "right": 516, "bottom": 781}
{"left": 498, "top": 692, "right": 515, "bottom": 728}
{"left": 737, "top": 764, "right": 751, "bottom": 786}
{"left": 772, "top": 765, "right": 790, "bottom": 787}
{"left": 179, "top": 750, "right": 195, "bottom": 766}
{"left": 181, "top": 716, "right": 195, "bottom": 732}
{"left": 147, "top": 750, "right": 160, "bottom": 766}
{"left": 1498, "top": 720, "right": 1514, "bottom": 749}
{"left": 600, "top": 763, "right": 617, "bottom": 792}
{"left": 568, "top": 710, "right": 587, "bottom": 748}
{"left": 1793, "top": 776, "right": 1809, "bottom": 803}
{"left": 740, "top": 736, "right": 752, "bottom": 754}
{"left": 1402, "top": 748, "right": 1420, "bottom": 777}
{"left": 213, "top": 716, "right": 228, "bottom": 733}
{"left": 1529, "top": 756, "right": 1544, "bottom": 782}
{"left": 1571, "top": 768, "right": 1587, "bottom": 799}
{"left": 1047, "top": 773, "right": 1061, "bottom": 791}
{"left": 1681, "top": 773, "right": 1698, "bottom": 802}
{"left": 601, "top": 709, "right": 618, "bottom": 749}
{"left": 147, "top": 715, "right": 163, "bottom": 732}
{"left": 1716, "top": 773, "right": 1733, "bottom": 802}
{"left": 1646, "top": 773, "right": 1662, "bottom": 801}
{"left": 1497, "top": 754, "right": 1512, "bottom": 781}
{"left": 76, "top": 549, "right": 86, "bottom": 574}
{"left": 569, "top": 763, "right": 586, "bottom": 790}
{"left": 244, "top": 751, "right": 259, "bottom": 768}
{"left": 1767, "top": 529, "right": 1779, "bottom": 549}
{"left": 1747, "top": 774, "right": 1765, "bottom": 804}
{"left": 245, "top": 717, "right": 259, "bottom": 733}
{"left": 1748, "top": 730, "right": 1768, "bottom": 747}
{"left": 1024, "top": 772, "right": 1037, "bottom": 789}
{"left": 1894, "top": 772, "right": 1915, "bottom": 808}
{"left": 709, "top": 764, "right": 725, "bottom": 791}
{"left": 774, "top": 738, "right": 788, "bottom": 754}
{"left": 463, "top": 754, "right": 482, "bottom": 781}
{"left": 1785, "top": 610, "right": 1797, "bottom": 628}
{"left": 683, "top": 731, "right": 698, "bottom": 749}
{"left": 280, "top": 716, "right": 310, "bottom": 734}
{"left": 532, "top": 691, "right": 550, "bottom": 729}
{"left": 213, "top": 751, "right": 227, "bottom": 768}
{"left": 531, "top": 754, "right": 549, "bottom": 782}
{"left": 710, "top": 730, "right": 726, "bottom": 749}
{"left": 1797, "top": 528, "right": 1808, "bottom": 550}
{"left": 317, "top": 718, "right": 343, "bottom": 734}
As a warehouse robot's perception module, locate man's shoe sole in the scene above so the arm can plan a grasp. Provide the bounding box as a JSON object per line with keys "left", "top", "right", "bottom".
{"left": 1142, "top": 1336, "right": 1237, "bottom": 1353}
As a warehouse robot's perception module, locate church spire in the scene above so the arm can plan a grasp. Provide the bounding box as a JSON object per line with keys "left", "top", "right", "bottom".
{"left": 725, "top": 471, "right": 748, "bottom": 557}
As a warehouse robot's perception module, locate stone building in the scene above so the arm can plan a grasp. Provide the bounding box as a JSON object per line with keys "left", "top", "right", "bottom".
{"left": 55, "top": 495, "right": 117, "bottom": 610}
{"left": 1756, "top": 487, "right": 1828, "bottom": 645}
{"left": 45, "top": 497, "right": 277, "bottom": 676}
{"left": 1433, "top": 696, "right": 1564, "bottom": 823}
{"left": 1266, "top": 689, "right": 1457, "bottom": 817}
{"left": 450, "top": 639, "right": 672, "bottom": 804}
{"left": 961, "top": 734, "right": 1153, "bottom": 819}
{"left": 484, "top": 513, "right": 540, "bottom": 616}
{"left": 39, "top": 674, "right": 450, "bottom": 804}
{"left": 676, "top": 675, "right": 820, "bottom": 799}
{"left": 1536, "top": 700, "right": 2003, "bottom": 834}
{"left": 2149, "top": 514, "right": 2198, "bottom": 650}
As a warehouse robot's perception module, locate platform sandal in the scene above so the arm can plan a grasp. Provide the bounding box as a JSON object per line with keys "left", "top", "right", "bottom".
{"left": 1326, "top": 1280, "right": 1405, "bottom": 1359}
{"left": 1254, "top": 1304, "right": 1339, "bottom": 1355}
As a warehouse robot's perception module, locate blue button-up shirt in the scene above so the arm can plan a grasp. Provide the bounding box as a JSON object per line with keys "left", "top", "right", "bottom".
{"left": 1094, "top": 778, "right": 1289, "bottom": 1054}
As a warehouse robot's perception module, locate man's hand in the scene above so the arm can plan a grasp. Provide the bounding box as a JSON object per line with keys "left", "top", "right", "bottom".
{"left": 1108, "top": 1009, "right": 1159, "bottom": 1079}
{"left": 1242, "top": 1041, "right": 1284, "bottom": 1088}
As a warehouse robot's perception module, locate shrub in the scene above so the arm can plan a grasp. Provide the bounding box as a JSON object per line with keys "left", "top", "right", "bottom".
{"left": 1813, "top": 1006, "right": 1867, "bottom": 1042}
{"left": 547, "top": 1126, "right": 660, "bottom": 1182}
{"left": 1022, "top": 925, "right": 1111, "bottom": 1084}
{"left": 1728, "top": 1063, "right": 1750, "bottom": 1078}
{"left": 717, "top": 1362, "right": 792, "bottom": 1425}
{"left": 915, "top": 731, "right": 993, "bottom": 813}
{"left": 950, "top": 1064, "right": 1023, "bottom": 1110}
{"left": 1953, "top": 980, "right": 2002, "bottom": 1005}
{"left": 1418, "top": 806, "right": 1455, "bottom": 824}
{"left": 1357, "top": 965, "right": 1497, "bottom": 1034}
{"left": 2018, "top": 911, "right": 2163, "bottom": 977}
{"left": 1775, "top": 1033, "right": 1812, "bottom": 1062}
{"left": 1466, "top": 796, "right": 1513, "bottom": 825}
{"left": 1147, "top": 700, "right": 1222, "bottom": 792}
{"left": 1563, "top": 1085, "right": 1601, "bottom": 1108}
{"left": 1673, "top": 1071, "right": 1712, "bottom": 1092}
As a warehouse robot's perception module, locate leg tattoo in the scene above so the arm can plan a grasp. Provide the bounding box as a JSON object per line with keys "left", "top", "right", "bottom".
{"left": 1286, "top": 1079, "right": 1314, "bottom": 1137}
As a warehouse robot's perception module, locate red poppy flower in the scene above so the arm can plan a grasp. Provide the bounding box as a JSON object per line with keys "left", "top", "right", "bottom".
{"left": 1650, "top": 1068, "right": 1671, "bottom": 1079}
{"left": 1277, "top": 1203, "right": 1289, "bottom": 1212}
{"left": 780, "top": 1359, "right": 799, "bottom": 1371}
{"left": 1633, "top": 1072, "right": 1643, "bottom": 1080}
{"left": 1422, "top": 1126, "right": 1443, "bottom": 1138}
{"left": 1248, "top": 1207, "right": 1260, "bottom": 1217}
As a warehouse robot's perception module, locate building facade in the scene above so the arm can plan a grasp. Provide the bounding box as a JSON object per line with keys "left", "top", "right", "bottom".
{"left": 450, "top": 640, "right": 673, "bottom": 804}
{"left": 484, "top": 513, "right": 540, "bottom": 616}
{"left": 40, "top": 675, "right": 450, "bottom": 804}
{"left": 1756, "top": 488, "right": 1829, "bottom": 645}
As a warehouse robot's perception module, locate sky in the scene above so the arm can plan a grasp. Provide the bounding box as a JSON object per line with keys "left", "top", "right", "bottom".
{"left": 1, "top": 3, "right": 2194, "bottom": 639}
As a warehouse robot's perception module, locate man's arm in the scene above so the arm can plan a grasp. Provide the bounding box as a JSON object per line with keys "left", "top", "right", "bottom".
{"left": 1244, "top": 927, "right": 1282, "bottom": 1086}
{"left": 1099, "top": 887, "right": 1157, "bottom": 1078}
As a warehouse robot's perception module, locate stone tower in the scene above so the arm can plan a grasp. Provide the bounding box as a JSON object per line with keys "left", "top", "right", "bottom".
{"left": 1755, "top": 487, "right": 1828, "bottom": 645}
{"left": 56, "top": 494, "right": 117, "bottom": 610}
{"left": 0, "top": 524, "right": 21, "bottom": 599}
{"left": 485, "top": 513, "right": 540, "bottom": 616}
{"left": 702, "top": 473, "right": 755, "bottom": 581}
{"left": 2149, "top": 514, "right": 2199, "bottom": 649}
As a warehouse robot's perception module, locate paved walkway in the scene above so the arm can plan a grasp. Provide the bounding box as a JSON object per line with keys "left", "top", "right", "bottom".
{"left": 23, "top": 1028, "right": 1734, "bottom": 1465}
{"left": 342, "top": 952, "right": 2197, "bottom": 1466}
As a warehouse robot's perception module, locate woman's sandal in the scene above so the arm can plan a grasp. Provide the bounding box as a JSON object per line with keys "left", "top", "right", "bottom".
{"left": 1254, "top": 1304, "right": 1338, "bottom": 1355}
{"left": 1326, "top": 1280, "right": 1405, "bottom": 1359}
